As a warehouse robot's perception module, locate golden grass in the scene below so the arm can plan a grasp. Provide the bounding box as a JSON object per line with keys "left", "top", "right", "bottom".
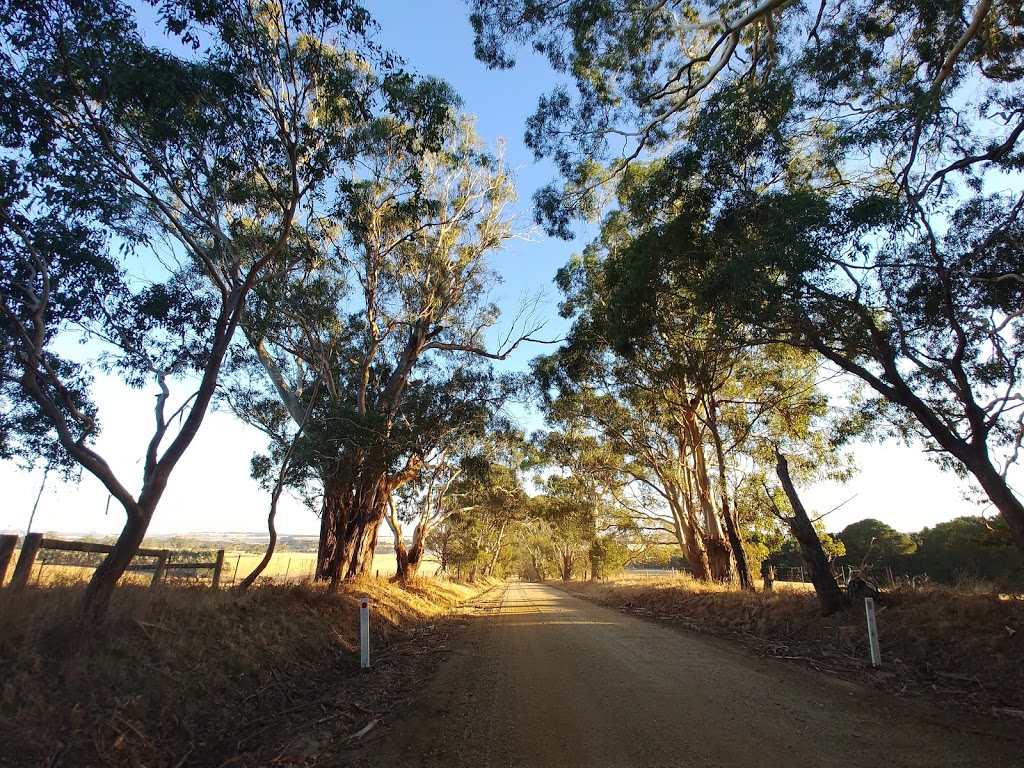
{"left": 3, "top": 550, "right": 442, "bottom": 588}
{"left": 565, "top": 575, "right": 1024, "bottom": 711}
{"left": 0, "top": 575, "right": 485, "bottom": 767}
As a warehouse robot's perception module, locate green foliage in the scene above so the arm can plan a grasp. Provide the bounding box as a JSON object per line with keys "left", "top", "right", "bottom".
{"left": 589, "top": 536, "right": 630, "bottom": 579}
{"left": 764, "top": 514, "right": 1020, "bottom": 585}
{"left": 770, "top": 524, "right": 845, "bottom": 570}
{"left": 1, "top": 0, "right": 423, "bottom": 522}
{"left": 837, "top": 519, "right": 917, "bottom": 567}
{"left": 741, "top": 538, "right": 771, "bottom": 579}
{"left": 818, "top": 527, "right": 847, "bottom": 563}
{"left": 228, "top": 114, "right": 525, "bottom": 564}
{"left": 477, "top": 0, "right": 1024, "bottom": 563}
{"left": 913, "top": 516, "right": 1020, "bottom": 584}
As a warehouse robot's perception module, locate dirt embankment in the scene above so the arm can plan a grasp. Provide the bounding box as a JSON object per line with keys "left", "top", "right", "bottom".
{"left": 0, "top": 576, "right": 495, "bottom": 767}
{"left": 560, "top": 575, "right": 1024, "bottom": 714}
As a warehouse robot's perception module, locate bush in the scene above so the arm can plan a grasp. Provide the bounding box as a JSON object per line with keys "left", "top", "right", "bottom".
{"left": 589, "top": 537, "right": 630, "bottom": 580}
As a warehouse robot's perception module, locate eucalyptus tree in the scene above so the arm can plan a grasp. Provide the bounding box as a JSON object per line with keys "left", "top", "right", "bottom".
{"left": 473, "top": 0, "right": 1024, "bottom": 562}
{"left": 385, "top": 426, "right": 528, "bottom": 580}
{"left": 532, "top": 477, "right": 597, "bottom": 580}
{"left": 471, "top": 0, "right": 1022, "bottom": 232}
{"left": 769, "top": 449, "right": 849, "bottom": 614}
{"left": 536, "top": 228, "right": 851, "bottom": 586}
{"left": 0, "top": 0, "right": 413, "bottom": 615}
{"left": 534, "top": 425, "right": 676, "bottom": 568}
{"left": 237, "top": 116, "right": 541, "bottom": 585}
{"left": 602, "top": 74, "right": 1024, "bottom": 561}
{"left": 425, "top": 456, "right": 530, "bottom": 579}
{"left": 534, "top": 357, "right": 720, "bottom": 581}
{"left": 385, "top": 444, "right": 469, "bottom": 580}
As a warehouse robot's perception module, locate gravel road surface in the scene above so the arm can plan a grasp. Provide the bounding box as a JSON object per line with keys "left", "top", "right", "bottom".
{"left": 357, "top": 581, "right": 1023, "bottom": 767}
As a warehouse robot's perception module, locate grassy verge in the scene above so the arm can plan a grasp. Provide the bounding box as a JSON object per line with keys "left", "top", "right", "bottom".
{"left": 0, "top": 576, "right": 493, "bottom": 767}
{"left": 560, "top": 574, "right": 1024, "bottom": 714}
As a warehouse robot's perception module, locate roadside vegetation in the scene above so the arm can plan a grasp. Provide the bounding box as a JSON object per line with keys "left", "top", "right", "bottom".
{"left": 0, "top": 576, "right": 489, "bottom": 767}
{"left": 1, "top": 0, "right": 1022, "bottom": 762}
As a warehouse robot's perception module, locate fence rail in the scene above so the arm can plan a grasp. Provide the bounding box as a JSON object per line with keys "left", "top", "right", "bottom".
{"left": 1, "top": 533, "right": 225, "bottom": 590}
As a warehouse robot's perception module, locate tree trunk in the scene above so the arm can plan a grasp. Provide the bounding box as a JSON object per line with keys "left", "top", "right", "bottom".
{"left": 353, "top": 521, "right": 379, "bottom": 577}
{"left": 406, "top": 535, "right": 424, "bottom": 577}
{"left": 704, "top": 537, "right": 732, "bottom": 582}
{"left": 708, "top": 400, "right": 753, "bottom": 589}
{"left": 316, "top": 471, "right": 352, "bottom": 585}
{"left": 680, "top": 508, "right": 712, "bottom": 581}
{"left": 394, "top": 531, "right": 410, "bottom": 578}
{"left": 668, "top": 478, "right": 711, "bottom": 581}
{"left": 241, "top": 391, "right": 314, "bottom": 591}
{"left": 720, "top": 499, "right": 752, "bottom": 590}
{"left": 485, "top": 518, "right": 508, "bottom": 576}
{"left": 775, "top": 450, "right": 848, "bottom": 616}
{"left": 237, "top": 507, "right": 278, "bottom": 591}
{"left": 396, "top": 525, "right": 426, "bottom": 580}
{"left": 966, "top": 455, "right": 1024, "bottom": 565}
{"left": 437, "top": 529, "right": 450, "bottom": 574}
{"left": 531, "top": 551, "right": 544, "bottom": 581}
{"left": 238, "top": 477, "right": 285, "bottom": 592}
{"left": 316, "top": 460, "right": 389, "bottom": 585}
{"left": 679, "top": 416, "right": 731, "bottom": 581}
{"left": 82, "top": 509, "right": 150, "bottom": 619}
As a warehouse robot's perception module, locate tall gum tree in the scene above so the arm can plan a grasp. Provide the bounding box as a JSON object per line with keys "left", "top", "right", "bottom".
{"left": 535, "top": 248, "right": 846, "bottom": 585}
{"left": 385, "top": 427, "right": 526, "bottom": 580}
{"left": 0, "top": 0, "right": 400, "bottom": 615}
{"left": 533, "top": 299, "right": 733, "bottom": 582}
{"left": 239, "top": 118, "right": 543, "bottom": 585}
{"left": 608, "top": 75, "right": 1024, "bottom": 563}
{"left": 470, "top": 0, "right": 1024, "bottom": 564}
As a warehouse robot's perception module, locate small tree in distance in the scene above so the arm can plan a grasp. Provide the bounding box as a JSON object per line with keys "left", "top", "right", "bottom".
{"left": 837, "top": 519, "right": 917, "bottom": 570}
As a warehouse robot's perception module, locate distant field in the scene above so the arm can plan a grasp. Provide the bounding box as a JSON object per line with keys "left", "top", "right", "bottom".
{"left": 3, "top": 548, "right": 441, "bottom": 587}
{"left": 215, "top": 551, "right": 441, "bottom": 582}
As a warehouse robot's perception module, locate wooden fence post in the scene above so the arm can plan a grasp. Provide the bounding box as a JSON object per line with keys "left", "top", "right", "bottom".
{"left": 150, "top": 550, "right": 170, "bottom": 588}
{"left": 0, "top": 534, "right": 17, "bottom": 587}
{"left": 10, "top": 532, "right": 43, "bottom": 591}
{"left": 211, "top": 549, "right": 225, "bottom": 590}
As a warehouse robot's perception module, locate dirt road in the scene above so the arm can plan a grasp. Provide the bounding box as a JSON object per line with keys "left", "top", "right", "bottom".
{"left": 356, "top": 582, "right": 1022, "bottom": 767}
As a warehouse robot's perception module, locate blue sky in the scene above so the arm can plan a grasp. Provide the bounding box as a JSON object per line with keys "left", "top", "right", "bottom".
{"left": 0, "top": 0, "right": 1011, "bottom": 538}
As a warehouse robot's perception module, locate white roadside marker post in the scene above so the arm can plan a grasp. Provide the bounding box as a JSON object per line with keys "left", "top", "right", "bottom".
{"left": 865, "top": 597, "right": 881, "bottom": 667}
{"left": 360, "top": 597, "right": 371, "bottom": 669}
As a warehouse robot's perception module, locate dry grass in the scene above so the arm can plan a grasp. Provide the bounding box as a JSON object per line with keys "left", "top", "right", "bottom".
{"left": 0, "top": 575, "right": 486, "bottom": 767}
{"left": 4, "top": 550, "right": 442, "bottom": 588}
{"left": 564, "top": 573, "right": 1024, "bottom": 712}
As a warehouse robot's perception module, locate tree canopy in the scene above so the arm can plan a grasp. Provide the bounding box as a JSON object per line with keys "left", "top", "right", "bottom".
{"left": 0, "top": 0, "right": 462, "bottom": 613}
{"left": 472, "top": 0, "right": 1024, "bottom": 568}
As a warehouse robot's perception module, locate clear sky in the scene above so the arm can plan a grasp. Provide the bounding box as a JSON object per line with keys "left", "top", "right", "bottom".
{"left": 0, "top": 0, "right": 1011, "bottom": 539}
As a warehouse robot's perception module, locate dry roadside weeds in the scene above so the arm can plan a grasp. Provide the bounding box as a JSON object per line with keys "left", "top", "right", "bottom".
{"left": 0, "top": 576, "right": 498, "bottom": 767}
{"left": 557, "top": 574, "right": 1024, "bottom": 719}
